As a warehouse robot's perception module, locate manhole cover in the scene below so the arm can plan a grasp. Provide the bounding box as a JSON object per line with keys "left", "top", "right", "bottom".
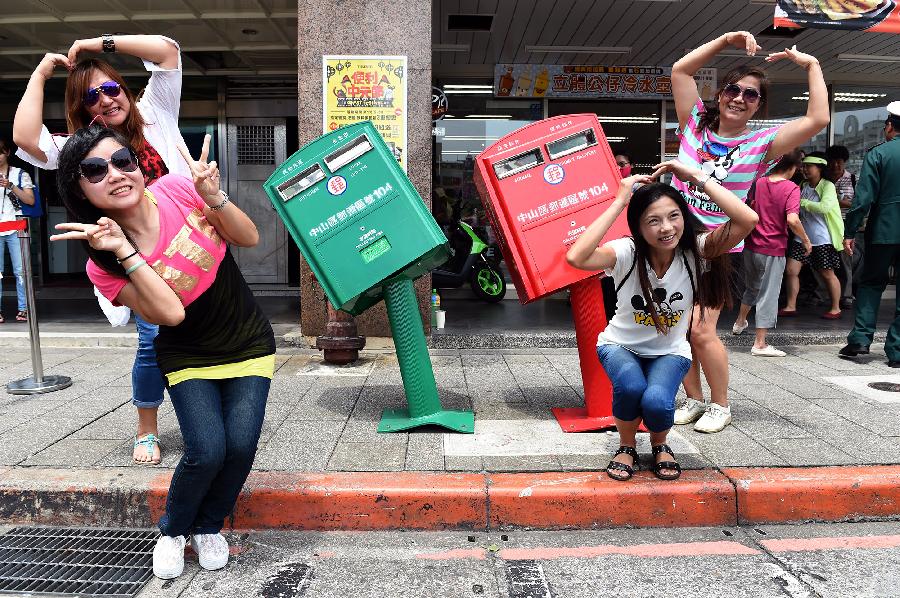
{"left": 868, "top": 382, "right": 900, "bottom": 392}
{"left": 0, "top": 527, "right": 157, "bottom": 597}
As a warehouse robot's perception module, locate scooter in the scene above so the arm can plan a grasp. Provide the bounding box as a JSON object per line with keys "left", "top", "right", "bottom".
{"left": 432, "top": 221, "right": 507, "bottom": 303}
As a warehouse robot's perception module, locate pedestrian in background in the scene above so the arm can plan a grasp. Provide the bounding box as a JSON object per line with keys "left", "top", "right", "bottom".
{"left": 840, "top": 102, "right": 900, "bottom": 366}
{"left": 567, "top": 160, "right": 757, "bottom": 482}
{"left": 731, "top": 150, "right": 810, "bottom": 357}
{"left": 827, "top": 144, "right": 859, "bottom": 309}
{"left": 670, "top": 31, "right": 829, "bottom": 433}
{"left": 780, "top": 152, "right": 844, "bottom": 320}
{"left": 0, "top": 139, "right": 36, "bottom": 324}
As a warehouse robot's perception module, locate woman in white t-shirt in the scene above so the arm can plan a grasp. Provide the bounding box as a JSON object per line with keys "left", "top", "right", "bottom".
{"left": 0, "top": 139, "right": 36, "bottom": 324}
{"left": 567, "top": 160, "right": 758, "bottom": 481}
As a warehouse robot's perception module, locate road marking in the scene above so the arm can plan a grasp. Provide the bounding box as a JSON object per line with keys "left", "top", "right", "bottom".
{"left": 259, "top": 562, "right": 313, "bottom": 598}
{"left": 416, "top": 548, "right": 487, "bottom": 560}
{"left": 500, "top": 540, "right": 759, "bottom": 560}
{"left": 763, "top": 534, "right": 900, "bottom": 552}
{"left": 506, "top": 560, "right": 552, "bottom": 598}
{"left": 444, "top": 419, "right": 698, "bottom": 457}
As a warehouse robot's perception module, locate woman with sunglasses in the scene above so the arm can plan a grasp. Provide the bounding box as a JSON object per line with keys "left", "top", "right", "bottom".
{"left": 669, "top": 31, "right": 828, "bottom": 434}
{"left": 14, "top": 34, "right": 189, "bottom": 466}
{"left": 51, "top": 126, "right": 274, "bottom": 579}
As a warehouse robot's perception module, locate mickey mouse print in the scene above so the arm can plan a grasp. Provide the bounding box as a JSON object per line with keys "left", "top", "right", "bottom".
{"left": 631, "top": 287, "right": 686, "bottom": 329}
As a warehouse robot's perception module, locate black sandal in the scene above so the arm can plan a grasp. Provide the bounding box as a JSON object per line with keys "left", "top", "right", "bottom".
{"left": 651, "top": 444, "right": 682, "bottom": 481}
{"left": 605, "top": 445, "right": 639, "bottom": 481}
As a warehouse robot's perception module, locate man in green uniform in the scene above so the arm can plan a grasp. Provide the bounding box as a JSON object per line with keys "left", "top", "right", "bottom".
{"left": 840, "top": 102, "right": 900, "bottom": 366}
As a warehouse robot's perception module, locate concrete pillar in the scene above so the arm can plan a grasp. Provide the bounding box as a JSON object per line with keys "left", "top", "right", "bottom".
{"left": 296, "top": 1, "right": 433, "bottom": 339}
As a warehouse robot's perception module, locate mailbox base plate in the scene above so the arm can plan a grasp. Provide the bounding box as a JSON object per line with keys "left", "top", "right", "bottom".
{"left": 378, "top": 408, "right": 475, "bottom": 434}
{"left": 551, "top": 407, "right": 649, "bottom": 434}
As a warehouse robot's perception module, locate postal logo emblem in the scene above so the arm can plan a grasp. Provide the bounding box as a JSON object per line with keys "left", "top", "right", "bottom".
{"left": 327, "top": 176, "right": 347, "bottom": 196}
{"left": 543, "top": 164, "right": 565, "bottom": 185}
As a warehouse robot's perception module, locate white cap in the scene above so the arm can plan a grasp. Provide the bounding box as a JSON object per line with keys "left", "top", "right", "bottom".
{"left": 888, "top": 101, "right": 900, "bottom": 117}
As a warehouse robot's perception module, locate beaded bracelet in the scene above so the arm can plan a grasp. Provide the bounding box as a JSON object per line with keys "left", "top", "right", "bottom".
{"left": 124, "top": 259, "right": 146, "bottom": 276}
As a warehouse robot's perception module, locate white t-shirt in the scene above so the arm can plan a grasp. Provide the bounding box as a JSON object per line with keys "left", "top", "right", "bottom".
{"left": 0, "top": 167, "right": 35, "bottom": 237}
{"left": 16, "top": 36, "right": 190, "bottom": 179}
{"left": 598, "top": 236, "right": 707, "bottom": 360}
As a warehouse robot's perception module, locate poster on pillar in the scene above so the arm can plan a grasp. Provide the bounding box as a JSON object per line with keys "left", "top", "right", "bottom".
{"left": 494, "top": 64, "right": 716, "bottom": 101}
{"left": 774, "top": 0, "right": 900, "bottom": 31}
{"left": 323, "top": 55, "right": 409, "bottom": 172}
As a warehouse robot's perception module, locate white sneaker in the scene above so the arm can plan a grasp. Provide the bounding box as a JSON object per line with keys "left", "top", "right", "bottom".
{"left": 694, "top": 403, "right": 732, "bottom": 433}
{"left": 153, "top": 535, "right": 186, "bottom": 579}
{"left": 191, "top": 533, "right": 229, "bottom": 571}
{"left": 732, "top": 320, "right": 749, "bottom": 335}
{"left": 751, "top": 345, "right": 786, "bottom": 357}
{"left": 674, "top": 397, "right": 707, "bottom": 425}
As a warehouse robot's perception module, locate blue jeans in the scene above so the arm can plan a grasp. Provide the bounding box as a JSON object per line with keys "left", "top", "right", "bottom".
{"left": 596, "top": 344, "right": 692, "bottom": 433}
{"left": 133, "top": 316, "right": 165, "bottom": 409}
{"left": 158, "top": 375, "right": 270, "bottom": 536}
{"left": 0, "top": 232, "right": 26, "bottom": 312}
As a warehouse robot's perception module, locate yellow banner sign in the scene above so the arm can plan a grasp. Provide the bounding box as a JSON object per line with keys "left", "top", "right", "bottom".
{"left": 323, "top": 55, "right": 408, "bottom": 171}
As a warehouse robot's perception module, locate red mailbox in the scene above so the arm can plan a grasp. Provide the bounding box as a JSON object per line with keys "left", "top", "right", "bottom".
{"left": 474, "top": 114, "right": 630, "bottom": 432}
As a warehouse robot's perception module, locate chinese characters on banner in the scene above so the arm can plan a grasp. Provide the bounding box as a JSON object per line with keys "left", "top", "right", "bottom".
{"left": 774, "top": 0, "right": 900, "bottom": 32}
{"left": 323, "top": 56, "right": 408, "bottom": 171}
{"left": 494, "top": 64, "right": 717, "bottom": 101}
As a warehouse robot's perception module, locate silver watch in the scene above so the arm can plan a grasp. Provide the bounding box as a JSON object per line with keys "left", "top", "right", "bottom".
{"left": 695, "top": 173, "right": 713, "bottom": 193}
{"left": 209, "top": 191, "right": 229, "bottom": 211}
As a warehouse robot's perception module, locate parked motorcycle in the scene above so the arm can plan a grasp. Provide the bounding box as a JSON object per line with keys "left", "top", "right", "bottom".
{"left": 432, "top": 221, "right": 507, "bottom": 303}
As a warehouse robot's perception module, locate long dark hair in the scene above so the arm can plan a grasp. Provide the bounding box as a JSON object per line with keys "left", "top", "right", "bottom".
{"left": 56, "top": 125, "right": 143, "bottom": 278}
{"left": 626, "top": 183, "right": 732, "bottom": 334}
{"left": 65, "top": 59, "right": 148, "bottom": 152}
{"left": 697, "top": 65, "right": 770, "bottom": 135}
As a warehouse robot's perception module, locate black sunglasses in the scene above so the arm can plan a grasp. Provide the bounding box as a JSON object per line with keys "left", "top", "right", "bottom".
{"left": 79, "top": 147, "right": 139, "bottom": 183}
{"left": 722, "top": 83, "right": 761, "bottom": 104}
{"left": 84, "top": 81, "right": 122, "bottom": 107}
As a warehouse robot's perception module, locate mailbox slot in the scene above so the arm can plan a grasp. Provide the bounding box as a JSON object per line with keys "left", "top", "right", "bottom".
{"left": 276, "top": 164, "right": 326, "bottom": 201}
{"left": 493, "top": 148, "right": 544, "bottom": 180}
{"left": 546, "top": 129, "right": 598, "bottom": 160}
{"left": 324, "top": 134, "right": 374, "bottom": 172}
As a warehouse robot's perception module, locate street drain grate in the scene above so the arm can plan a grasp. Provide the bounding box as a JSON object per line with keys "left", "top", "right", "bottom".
{"left": 0, "top": 527, "right": 157, "bottom": 597}
{"left": 868, "top": 382, "right": 900, "bottom": 392}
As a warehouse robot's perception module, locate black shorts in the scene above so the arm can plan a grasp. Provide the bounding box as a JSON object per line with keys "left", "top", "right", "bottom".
{"left": 788, "top": 242, "right": 841, "bottom": 271}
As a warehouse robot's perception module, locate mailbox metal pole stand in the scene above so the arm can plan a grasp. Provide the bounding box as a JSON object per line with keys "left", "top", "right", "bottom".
{"left": 377, "top": 276, "right": 474, "bottom": 433}
{"left": 551, "top": 276, "right": 647, "bottom": 433}
{"left": 6, "top": 218, "right": 72, "bottom": 395}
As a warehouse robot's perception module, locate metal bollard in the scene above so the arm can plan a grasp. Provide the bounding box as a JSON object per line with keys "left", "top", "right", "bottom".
{"left": 6, "top": 217, "right": 71, "bottom": 394}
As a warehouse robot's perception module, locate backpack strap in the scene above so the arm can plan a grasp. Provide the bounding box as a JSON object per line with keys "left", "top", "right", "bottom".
{"left": 615, "top": 245, "right": 637, "bottom": 295}
{"left": 682, "top": 249, "right": 697, "bottom": 342}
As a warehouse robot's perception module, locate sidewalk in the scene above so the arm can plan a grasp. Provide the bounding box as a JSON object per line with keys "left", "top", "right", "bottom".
{"left": 0, "top": 343, "right": 899, "bottom": 530}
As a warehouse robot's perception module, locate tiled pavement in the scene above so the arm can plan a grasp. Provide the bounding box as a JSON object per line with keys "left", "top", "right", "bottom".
{"left": 1, "top": 343, "right": 899, "bottom": 474}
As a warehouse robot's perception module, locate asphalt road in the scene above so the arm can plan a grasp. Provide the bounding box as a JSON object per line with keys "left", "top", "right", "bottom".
{"left": 138, "top": 521, "right": 900, "bottom": 598}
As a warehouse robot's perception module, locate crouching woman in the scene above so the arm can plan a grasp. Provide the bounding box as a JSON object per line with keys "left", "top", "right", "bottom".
{"left": 51, "top": 126, "right": 275, "bottom": 578}
{"left": 566, "top": 161, "right": 757, "bottom": 481}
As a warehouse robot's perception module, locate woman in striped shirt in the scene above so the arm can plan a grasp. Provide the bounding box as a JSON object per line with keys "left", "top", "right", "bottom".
{"left": 669, "top": 31, "right": 829, "bottom": 433}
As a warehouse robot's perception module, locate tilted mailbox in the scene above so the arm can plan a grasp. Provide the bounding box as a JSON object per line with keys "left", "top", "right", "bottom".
{"left": 264, "top": 120, "right": 473, "bottom": 433}
{"left": 474, "top": 114, "right": 628, "bottom": 432}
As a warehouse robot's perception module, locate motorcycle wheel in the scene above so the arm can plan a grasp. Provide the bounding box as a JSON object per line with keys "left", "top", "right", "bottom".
{"left": 471, "top": 264, "right": 506, "bottom": 303}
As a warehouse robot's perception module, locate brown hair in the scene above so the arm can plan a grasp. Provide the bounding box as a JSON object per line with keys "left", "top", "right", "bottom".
{"left": 65, "top": 59, "right": 147, "bottom": 152}
{"left": 696, "top": 65, "right": 770, "bottom": 135}
{"left": 771, "top": 149, "right": 803, "bottom": 174}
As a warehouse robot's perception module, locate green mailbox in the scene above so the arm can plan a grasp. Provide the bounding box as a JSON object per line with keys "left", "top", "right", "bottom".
{"left": 264, "top": 120, "right": 473, "bottom": 434}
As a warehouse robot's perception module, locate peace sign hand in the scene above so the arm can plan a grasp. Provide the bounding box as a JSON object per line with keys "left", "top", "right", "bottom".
{"left": 50, "top": 217, "right": 129, "bottom": 254}
{"left": 177, "top": 134, "right": 222, "bottom": 204}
